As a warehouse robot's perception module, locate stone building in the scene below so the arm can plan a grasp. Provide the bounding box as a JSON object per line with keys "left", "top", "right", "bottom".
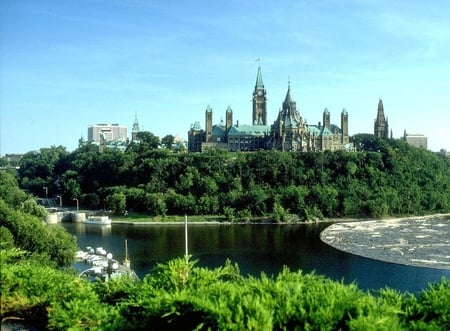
{"left": 188, "top": 66, "right": 350, "bottom": 152}
{"left": 267, "top": 83, "right": 349, "bottom": 151}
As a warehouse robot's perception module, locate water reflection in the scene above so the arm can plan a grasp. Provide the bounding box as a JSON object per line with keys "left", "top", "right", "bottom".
{"left": 62, "top": 222, "right": 449, "bottom": 293}
{"left": 71, "top": 223, "right": 112, "bottom": 236}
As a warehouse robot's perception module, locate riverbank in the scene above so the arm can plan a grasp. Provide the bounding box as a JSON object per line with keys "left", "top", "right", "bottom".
{"left": 111, "top": 213, "right": 450, "bottom": 225}
{"left": 320, "top": 214, "right": 450, "bottom": 270}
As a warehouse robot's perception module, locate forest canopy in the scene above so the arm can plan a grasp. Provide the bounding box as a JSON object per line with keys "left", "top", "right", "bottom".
{"left": 15, "top": 134, "right": 450, "bottom": 220}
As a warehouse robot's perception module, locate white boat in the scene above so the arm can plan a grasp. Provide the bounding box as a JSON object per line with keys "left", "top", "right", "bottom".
{"left": 75, "top": 243, "right": 138, "bottom": 282}
{"left": 95, "top": 247, "right": 107, "bottom": 255}
{"left": 83, "top": 216, "right": 112, "bottom": 225}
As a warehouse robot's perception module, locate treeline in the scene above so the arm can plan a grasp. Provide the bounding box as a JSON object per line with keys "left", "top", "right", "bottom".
{"left": 16, "top": 134, "right": 450, "bottom": 220}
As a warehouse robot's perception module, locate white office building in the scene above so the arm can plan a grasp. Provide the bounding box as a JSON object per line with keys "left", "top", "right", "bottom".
{"left": 87, "top": 124, "right": 128, "bottom": 142}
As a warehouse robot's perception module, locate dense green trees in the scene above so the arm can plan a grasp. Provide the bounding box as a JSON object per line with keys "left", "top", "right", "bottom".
{"left": 16, "top": 135, "right": 450, "bottom": 219}
{"left": 1, "top": 172, "right": 449, "bottom": 330}
{"left": 2, "top": 253, "right": 449, "bottom": 330}
{"left": 0, "top": 171, "right": 76, "bottom": 266}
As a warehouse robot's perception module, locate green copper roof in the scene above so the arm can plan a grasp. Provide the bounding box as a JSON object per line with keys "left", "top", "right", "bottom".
{"left": 212, "top": 126, "right": 227, "bottom": 137}
{"left": 190, "top": 121, "right": 202, "bottom": 130}
{"left": 255, "top": 66, "right": 264, "bottom": 89}
{"left": 228, "top": 125, "right": 270, "bottom": 136}
{"left": 307, "top": 124, "right": 341, "bottom": 136}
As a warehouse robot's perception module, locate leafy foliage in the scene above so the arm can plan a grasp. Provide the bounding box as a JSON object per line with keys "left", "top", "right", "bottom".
{"left": 2, "top": 252, "right": 448, "bottom": 330}
{"left": 16, "top": 136, "right": 450, "bottom": 220}
{"left": 0, "top": 171, "right": 77, "bottom": 267}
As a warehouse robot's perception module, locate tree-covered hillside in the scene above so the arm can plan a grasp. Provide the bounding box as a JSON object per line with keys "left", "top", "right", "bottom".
{"left": 17, "top": 135, "right": 450, "bottom": 220}
{"left": 0, "top": 171, "right": 76, "bottom": 267}
{"left": 1, "top": 161, "right": 449, "bottom": 330}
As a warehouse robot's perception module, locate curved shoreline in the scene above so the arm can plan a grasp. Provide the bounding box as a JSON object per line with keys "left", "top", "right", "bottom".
{"left": 320, "top": 214, "right": 450, "bottom": 270}
{"left": 111, "top": 213, "right": 450, "bottom": 225}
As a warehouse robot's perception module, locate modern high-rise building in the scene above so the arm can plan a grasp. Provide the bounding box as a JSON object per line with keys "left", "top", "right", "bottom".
{"left": 403, "top": 130, "right": 428, "bottom": 149}
{"left": 87, "top": 124, "right": 128, "bottom": 142}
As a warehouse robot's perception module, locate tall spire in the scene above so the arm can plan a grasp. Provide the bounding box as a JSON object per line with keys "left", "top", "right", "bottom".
{"left": 283, "top": 81, "right": 294, "bottom": 107}
{"left": 132, "top": 112, "right": 140, "bottom": 132}
{"left": 374, "top": 98, "right": 389, "bottom": 138}
{"left": 131, "top": 113, "right": 140, "bottom": 142}
{"left": 255, "top": 66, "right": 264, "bottom": 89}
{"left": 252, "top": 65, "right": 267, "bottom": 125}
{"left": 377, "top": 99, "right": 385, "bottom": 121}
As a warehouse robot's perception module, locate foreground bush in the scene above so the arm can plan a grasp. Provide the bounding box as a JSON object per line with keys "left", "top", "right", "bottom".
{"left": 1, "top": 254, "right": 448, "bottom": 330}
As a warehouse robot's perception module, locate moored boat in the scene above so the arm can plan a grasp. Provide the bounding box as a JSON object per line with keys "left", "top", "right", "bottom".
{"left": 75, "top": 244, "right": 138, "bottom": 282}
{"left": 83, "top": 215, "right": 112, "bottom": 225}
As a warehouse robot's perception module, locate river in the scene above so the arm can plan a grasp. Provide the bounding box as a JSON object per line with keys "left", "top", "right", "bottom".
{"left": 62, "top": 220, "right": 450, "bottom": 293}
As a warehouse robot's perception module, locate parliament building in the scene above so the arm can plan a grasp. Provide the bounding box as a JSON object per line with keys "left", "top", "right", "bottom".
{"left": 188, "top": 67, "right": 351, "bottom": 152}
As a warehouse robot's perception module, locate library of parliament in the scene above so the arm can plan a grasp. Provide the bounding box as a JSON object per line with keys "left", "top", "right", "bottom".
{"left": 188, "top": 66, "right": 351, "bottom": 152}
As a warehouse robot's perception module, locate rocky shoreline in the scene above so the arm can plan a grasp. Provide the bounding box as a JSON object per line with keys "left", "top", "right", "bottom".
{"left": 320, "top": 214, "right": 450, "bottom": 270}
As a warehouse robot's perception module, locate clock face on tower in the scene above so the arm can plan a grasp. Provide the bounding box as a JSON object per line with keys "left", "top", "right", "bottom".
{"left": 257, "top": 90, "right": 263, "bottom": 96}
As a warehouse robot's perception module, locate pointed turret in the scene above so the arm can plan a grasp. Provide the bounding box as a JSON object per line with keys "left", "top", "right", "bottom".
{"left": 280, "top": 82, "right": 302, "bottom": 128}
{"left": 255, "top": 66, "right": 264, "bottom": 89}
{"left": 282, "top": 81, "right": 298, "bottom": 113}
{"left": 376, "top": 99, "right": 385, "bottom": 122}
{"left": 131, "top": 113, "right": 140, "bottom": 142}
{"left": 132, "top": 113, "right": 140, "bottom": 132}
{"left": 374, "top": 98, "right": 389, "bottom": 138}
{"left": 271, "top": 81, "right": 305, "bottom": 151}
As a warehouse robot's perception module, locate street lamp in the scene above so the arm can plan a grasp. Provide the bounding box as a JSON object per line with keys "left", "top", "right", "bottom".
{"left": 56, "top": 195, "right": 62, "bottom": 207}
{"left": 73, "top": 198, "right": 79, "bottom": 211}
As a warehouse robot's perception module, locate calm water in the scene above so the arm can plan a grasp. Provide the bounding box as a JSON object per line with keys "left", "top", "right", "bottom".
{"left": 62, "top": 222, "right": 450, "bottom": 293}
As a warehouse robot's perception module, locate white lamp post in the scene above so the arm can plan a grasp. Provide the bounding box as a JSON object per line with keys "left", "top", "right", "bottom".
{"left": 56, "top": 195, "right": 62, "bottom": 207}
{"left": 73, "top": 198, "right": 79, "bottom": 211}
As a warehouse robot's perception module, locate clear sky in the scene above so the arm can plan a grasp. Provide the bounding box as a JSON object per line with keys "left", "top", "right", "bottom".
{"left": 1, "top": 0, "right": 450, "bottom": 155}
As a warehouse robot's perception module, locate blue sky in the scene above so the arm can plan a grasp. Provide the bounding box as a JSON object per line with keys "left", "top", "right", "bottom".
{"left": 1, "top": 0, "right": 449, "bottom": 154}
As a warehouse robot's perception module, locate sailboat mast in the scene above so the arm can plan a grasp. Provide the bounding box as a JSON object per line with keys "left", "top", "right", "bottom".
{"left": 124, "top": 239, "right": 130, "bottom": 268}
{"left": 185, "top": 214, "right": 188, "bottom": 258}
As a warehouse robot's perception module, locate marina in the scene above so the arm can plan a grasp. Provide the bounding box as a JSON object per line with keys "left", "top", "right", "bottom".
{"left": 75, "top": 240, "right": 137, "bottom": 282}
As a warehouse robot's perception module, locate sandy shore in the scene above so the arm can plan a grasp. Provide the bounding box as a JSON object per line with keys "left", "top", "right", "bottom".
{"left": 321, "top": 214, "right": 450, "bottom": 270}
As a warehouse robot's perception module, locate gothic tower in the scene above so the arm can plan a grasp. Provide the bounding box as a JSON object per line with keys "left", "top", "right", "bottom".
{"left": 131, "top": 113, "right": 140, "bottom": 142}
{"left": 341, "top": 108, "right": 349, "bottom": 144}
{"left": 205, "top": 105, "right": 213, "bottom": 141}
{"left": 323, "top": 108, "right": 330, "bottom": 129}
{"left": 374, "top": 99, "right": 389, "bottom": 138}
{"left": 225, "top": 105, "right": 233, "bottom": 131}
{"left": 271, "top": 82, "right": 305, "bottom": 151}
{"left": 252, "top": 66, "right": 267, "bottom": 125}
